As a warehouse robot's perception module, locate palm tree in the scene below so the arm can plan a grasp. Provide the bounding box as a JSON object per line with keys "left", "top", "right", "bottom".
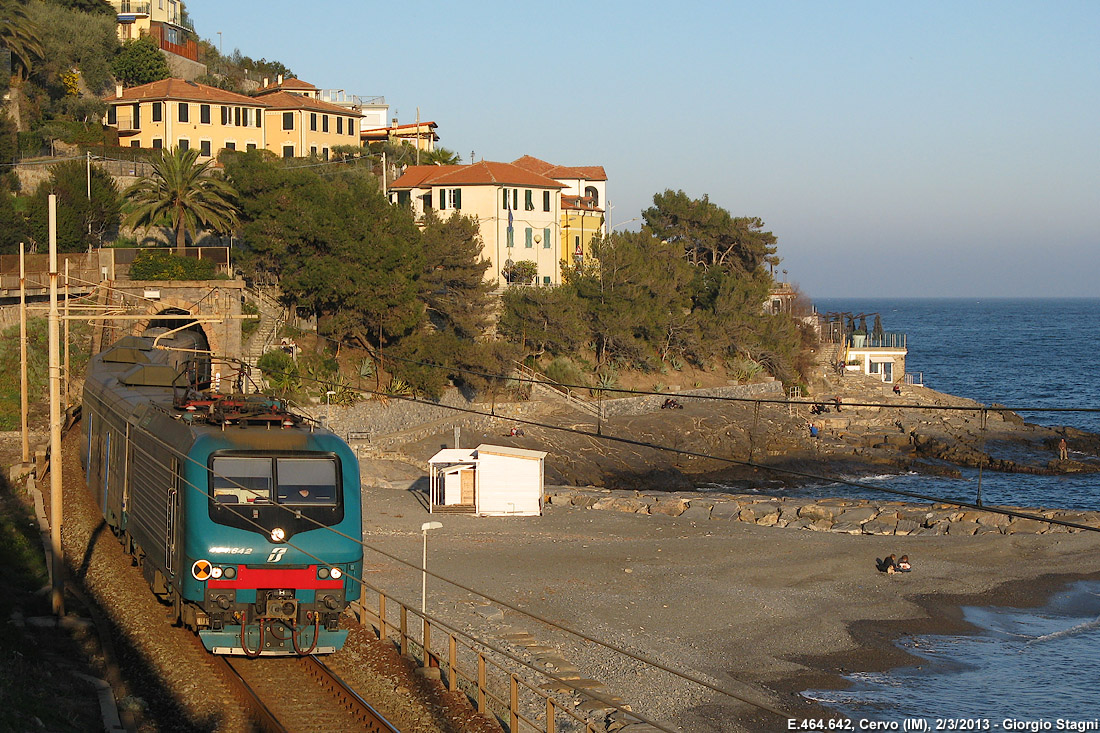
{"left": 125, "top": 147, "right": 239, "bottom": 254}
{"left": 0, "top": 0, "right": 44, "bottom": 130}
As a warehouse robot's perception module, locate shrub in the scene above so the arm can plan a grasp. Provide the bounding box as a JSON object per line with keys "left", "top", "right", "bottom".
{"left": 128, "top": 249, "right": 217, "bottom": 281}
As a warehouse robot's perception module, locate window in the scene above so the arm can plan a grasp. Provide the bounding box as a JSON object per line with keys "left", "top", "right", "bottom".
{"left": 544, "top": 228, "right": 551, "bottom": 249}
{"left": 177, "top": 139, "right": 189, "bottom": 150}
{"left": 152, "top": 102, "right": 162, "bottom": 122}
{"left": 525, "top": 228, "right": 533, "bottom": 248}
{"left": 507, "top": 228, "right": 514, "bottom": 248}
{"left": 221, "top": 106, "right": 229, "bottom": 125}
{"left": 584, "top": 185, "right": 599, "bottom": 206}
{"left": 502, "top": 189, "right": 510, "bottom": 209}
{"left": 348, "top": 118, "right": 355, "bottom": 135}
{"left": 152, "top": 138, "right": 163, "bottom": 149}
{"left": 439, "top": 188, "right": 461, "bottom": 210}
{"left": 322, "top": 115, "right": 329, "bottom": 133}
{"left": 234, "top": 107, "right": 241, "bottom": 126}
{"left": 543, "top": 190, "right": 550, "bottom": 211}
{"left": 242, "top": 108, "right": 250, "bottom": 126}
{"left": 322, "top": 148, "right": 329, "bottom": 160}
{"left": 211, "top": 457, "right": 272, "bottom": 504}
{"left": 130, "top": 140, "right": 140, "bottom": 148}
{"left": 107, "top": 106, "right": 116, "bottom": 125}
{"left": 282, "top": 144, "right": 294, "bottom": 158}
{"left": 310, "top": 113, "right": 317, "bottom": 131}
{"left": 224, "top": 141, "right": 235, "bottom": 151}
{"left": 512, "top": 189, "right": 518, "bottom": 210}
{"left": 337, "top": 116, "right": 343, "bottom": 135}
{"left": 274, "top": 458, "right": 338, "bottom": 506}
{"left": 310, "top": 146, "right": 317, "bottom": 157}
{"left": 132, "top": 104, "right": 140, "bottom": 129}
{"left": 199, "top": 140, "right": 211, "bottom": 157}
{"left": 255, "top": 109, "right": 263, "bottom": 128}
{"left": 200, "top": 104, "right": 210, "bottom": 124}
{"left": 282, "top": 112, "right": 294, "bottom": 130}
{"left": 525, "top": 190, "right": 534, "bottom": 211}
{"left": 178, "top": 103, "right": 188, "bottom": 123}
{"left": 246, "top": 142, "right": 257, "bottom": 151}
{"left": 543, "top": 276, "right": 551, "bottom": 285}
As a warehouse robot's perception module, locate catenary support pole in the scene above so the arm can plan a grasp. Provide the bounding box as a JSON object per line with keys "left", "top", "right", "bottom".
{"left": 19, "top": 241, "right": 29, "bottom": 464}
{"left": 48, "top": 194, "right": 65, "bottom": 617}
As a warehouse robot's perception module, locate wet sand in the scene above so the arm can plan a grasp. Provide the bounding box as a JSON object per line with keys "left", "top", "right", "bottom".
{"left": 357, "top": 484, "right": 1100, "bottom": 731}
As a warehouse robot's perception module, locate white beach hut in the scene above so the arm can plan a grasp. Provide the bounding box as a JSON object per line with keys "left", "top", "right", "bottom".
{"left": 427, "top": 444, "right": 547, "bottom": 516}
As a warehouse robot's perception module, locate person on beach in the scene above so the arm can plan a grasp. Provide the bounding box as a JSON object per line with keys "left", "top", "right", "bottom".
{"left": 893, "top": 383, "right": 901, "bottom": 396}
{"left": 1059, "top": 438, "right": 1068, "bottom": 460}
{"left": 896, "top": 555, "right": 911, "bottom": 572}
{"left": 809, "top": 423, "right": 819, "bottom": 438}
{"left": 834, "top": 396, "right": 842, "bottom": 412}
{"left": 876, "top": 555, "right": 897, "bottom": 573}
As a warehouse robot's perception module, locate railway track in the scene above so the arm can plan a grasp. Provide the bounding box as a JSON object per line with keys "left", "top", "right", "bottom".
{"left": 218, "top": 651, "right": 399, "bottom": 733}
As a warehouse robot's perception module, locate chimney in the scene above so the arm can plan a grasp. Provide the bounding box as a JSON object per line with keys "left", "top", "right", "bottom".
{"left": 263, "top": 77, "right": 269, "bottom": 88}
{"left": 116, "top": 83, "right": 123, "bottom": 98}
{"left": 277, "top": 74, "right": 283, "bottom": 86}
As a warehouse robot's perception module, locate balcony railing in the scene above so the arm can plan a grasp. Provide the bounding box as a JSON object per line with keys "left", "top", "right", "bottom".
{"left": 114, "top": 1, "right": 151, "bottom": 15}
{"left": 847, "top": 332, "right": 907, "bottom": 349}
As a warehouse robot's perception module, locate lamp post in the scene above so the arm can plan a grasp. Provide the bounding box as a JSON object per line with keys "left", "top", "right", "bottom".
{"left": 325, "top": 390, "right": 336, "bottom": 425}
{"left": 611, "top": 217, "right": 640, "bottom": 232}
{"left": 420, "top": 521, "right": 442, "bottom": 615}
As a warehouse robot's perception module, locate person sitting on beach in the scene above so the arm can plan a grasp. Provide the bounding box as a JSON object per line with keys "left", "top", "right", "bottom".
{"left": 808, "top": 423, "right": 819, "bottom": 438}
{"left": 896, "top": 555, "right": 911, "bottom": 572}
{"left": 876, "top": 554, "right": 897, "bottom": 573}
{"left": 893, "top": 383, "right": 902, "bottom": 396}
{"left": 833, "top": 396, "right": 843, "bottom": 412}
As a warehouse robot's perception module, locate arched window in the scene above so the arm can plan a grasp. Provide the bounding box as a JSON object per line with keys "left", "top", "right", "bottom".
{"left": 584, "top": 186, "right": 599, "bottom": 206}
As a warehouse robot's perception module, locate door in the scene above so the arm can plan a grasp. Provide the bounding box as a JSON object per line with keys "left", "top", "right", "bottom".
{"left": 460, "top": 468, "right": 475, "bottom": 505}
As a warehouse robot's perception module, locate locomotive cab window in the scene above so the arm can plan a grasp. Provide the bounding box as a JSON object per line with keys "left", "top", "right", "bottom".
{"left": 276, "top": 458, "right": 337, "bottom": 505}
{"left": 212, "top": 457, "right": 273, "bottom": 504}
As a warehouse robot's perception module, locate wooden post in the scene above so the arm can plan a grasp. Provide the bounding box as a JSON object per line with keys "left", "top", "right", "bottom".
{"left": 477, "top": 653, "right": 486, "bottom": 713}
{"left": 399, "top": 605, "right": 407, "bottom": 657}
{"left": 378, "top": 592, "right": 387, "bottom": 641}
{"left": 547, "top": 698, "right": 556, "bottom": 733}
{"left": 448, "top": 635, "right": 457, "bottom": 691}
{"left": 509, "top": 674, "right": 519, "bottom": 731}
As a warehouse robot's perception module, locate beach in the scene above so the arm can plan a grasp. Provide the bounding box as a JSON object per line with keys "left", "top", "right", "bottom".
{"left": 355, "top": 480, "right": 1100, "bottom": 731}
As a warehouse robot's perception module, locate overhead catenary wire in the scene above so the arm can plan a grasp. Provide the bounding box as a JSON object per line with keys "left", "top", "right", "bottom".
{"left": 78, "top": 394, "right": 789, "bottom": 723}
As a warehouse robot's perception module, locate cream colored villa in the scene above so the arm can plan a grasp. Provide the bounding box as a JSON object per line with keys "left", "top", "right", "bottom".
{"left": 512, "top": 156, "right": 607, "bottom": 265}
{"left": 388, "top": 161, "right": 565, "bottom": 287}
{"left": 104, "top": 78, "right": 360, "bottom": 160}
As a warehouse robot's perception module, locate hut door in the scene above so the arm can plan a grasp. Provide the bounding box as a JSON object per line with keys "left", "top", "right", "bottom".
{"left": 460, "top": 468, "right": 475, "bottom": 505}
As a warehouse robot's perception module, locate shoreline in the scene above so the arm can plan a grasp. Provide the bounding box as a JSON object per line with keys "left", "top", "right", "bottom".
{"left": 755, "top": 569, "right": 1100, "bottom": 727}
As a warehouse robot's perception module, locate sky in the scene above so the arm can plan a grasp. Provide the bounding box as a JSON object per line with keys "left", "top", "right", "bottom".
{"left": 183, "top": 1, "right": 1099, "bottom": 299}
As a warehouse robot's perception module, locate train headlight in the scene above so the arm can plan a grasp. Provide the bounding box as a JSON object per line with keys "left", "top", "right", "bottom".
{"left": 329, "top": 567, "right": 342, "bottom": 580}
{"left": 223, "top": 566, "right": 237, "bottom": 579}
{"left": 210, "top": 566, "right": 223, "bottom": 579}
{"left": 270, "top": 527, "right": 286, "bottom": 542}
{"left": 318, "top": 567, "right": 330, "bottom": 579}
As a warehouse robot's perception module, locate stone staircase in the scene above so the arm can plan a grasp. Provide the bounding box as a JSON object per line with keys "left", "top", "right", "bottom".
{"left": 242, "top": 287, "right": 286, "bottom": 388}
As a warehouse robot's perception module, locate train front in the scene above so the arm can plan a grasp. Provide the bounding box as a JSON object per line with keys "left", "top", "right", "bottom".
{"left": 181, "top": 426, "right": 364, "bottom": 656}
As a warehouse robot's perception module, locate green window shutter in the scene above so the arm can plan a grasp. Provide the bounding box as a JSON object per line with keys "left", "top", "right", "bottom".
{"left": 503, "top": 189, "right": 509, "bottom": 209}
{"left": 543, "top": 190, "right": 550, "bottom": 211}
{"left": 454, "top": 189, "right": 461, "bottom": 209}
{"left": 525, "top": 228, "right": 533, "bottom": 248}
{"left": 525, "top": 190, "right": 533, "bottom": 210}
{"left": 544, "top": 228, "right": 551, "bottom": 248}
{"left": 507, "top": 228, "right": 514, "bottom": 248}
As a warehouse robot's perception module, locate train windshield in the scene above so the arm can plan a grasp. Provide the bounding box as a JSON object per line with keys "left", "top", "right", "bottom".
{"left": 275, "top": 458, "right": 338, "bottom": 506}
{"left": 212, "top": 457, "right": 272, "bottom": 504}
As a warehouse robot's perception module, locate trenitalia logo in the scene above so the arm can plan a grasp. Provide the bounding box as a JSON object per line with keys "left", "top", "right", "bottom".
{"left": 267, "top": 547, "right": 287, "bottom": 563}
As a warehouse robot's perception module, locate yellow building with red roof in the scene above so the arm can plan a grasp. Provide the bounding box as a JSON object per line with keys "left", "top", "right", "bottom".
{"left": 104, "top": 77, "right": 361, "bottom": 161}
{"left": 388, "top": 161, "right": 565, "bottom": 287}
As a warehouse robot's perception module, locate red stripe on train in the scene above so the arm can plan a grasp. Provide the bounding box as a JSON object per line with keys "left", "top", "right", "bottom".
{"left": 207, "top": 564, "right": 345, "bottom": 589}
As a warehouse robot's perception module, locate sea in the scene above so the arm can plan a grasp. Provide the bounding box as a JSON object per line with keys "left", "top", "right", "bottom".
{"left": 795, "top": 299, "right": 1100, "bottom": 724}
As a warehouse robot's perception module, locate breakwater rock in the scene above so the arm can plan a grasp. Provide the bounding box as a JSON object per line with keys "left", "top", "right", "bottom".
{"left": 545, "top": 487, "right": 1100, "bottom": 536}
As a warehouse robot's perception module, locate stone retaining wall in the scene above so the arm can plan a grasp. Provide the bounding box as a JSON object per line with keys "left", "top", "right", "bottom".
{"left": 544, "top": 487, "right": 1100, "bottom": 536}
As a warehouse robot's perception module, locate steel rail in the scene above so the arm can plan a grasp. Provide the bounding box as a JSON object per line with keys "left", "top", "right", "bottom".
{"left": 303, "top": 655, "right": 401, "bottom": 733}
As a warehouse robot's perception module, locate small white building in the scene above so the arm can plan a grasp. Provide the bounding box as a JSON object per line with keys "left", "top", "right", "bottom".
{"left": 427, "top": 444, "right": 547, "bottom": 516}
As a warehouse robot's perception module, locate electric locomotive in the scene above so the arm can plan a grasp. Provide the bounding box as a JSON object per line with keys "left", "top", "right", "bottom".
{"left": 81, "top": 332, "right": 363, "bottom": 655}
